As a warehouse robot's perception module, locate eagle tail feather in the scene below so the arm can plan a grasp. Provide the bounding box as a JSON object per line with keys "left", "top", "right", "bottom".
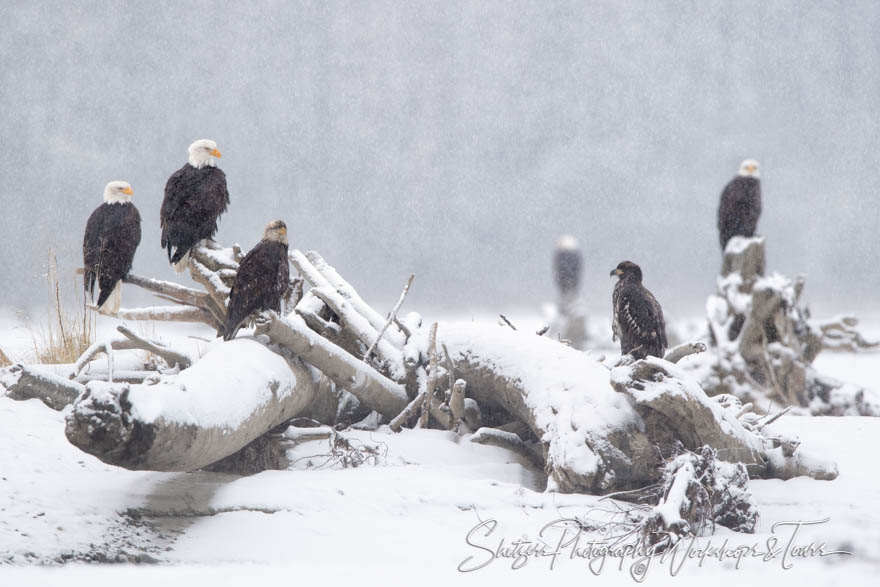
{"left": 97, "top": 281, "right": 122, "bottom": 315}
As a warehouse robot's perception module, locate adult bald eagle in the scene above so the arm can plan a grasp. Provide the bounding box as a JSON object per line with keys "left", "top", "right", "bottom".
{"left": 160, "top": 139, "right": 230, "bottom": 272}
{"left": 718, "top": 159, "right": 761, "bottom": 251}
{"left": 83, "top": 181, "right": 141, "bottom": 314}
{"left": 610, "top": 261, "right": 667, "bottom": 360}
{"left": 553, "top": 234, "right": 582, "bottom": 298}
{"left": 223, "top": 220, "right": 290, "bottom": 341}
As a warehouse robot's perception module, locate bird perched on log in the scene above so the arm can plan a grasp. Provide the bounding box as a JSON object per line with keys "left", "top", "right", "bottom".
{"left": 610, "top": 261, "right": 667, "bottom": 360}
{"left": 553, "top": 234, "right": 583, "bottom": 299}
{"left": 160, "top": 139, "right": 230, "bottom": 272}
{"left": 223, "top": 220, "right": 290, "bottom": 341}
{"left": 718, "top": 159, "right": 761, "bottom": 251}
{"left": 83, "top": 181, "right": 142, "bottom": 314}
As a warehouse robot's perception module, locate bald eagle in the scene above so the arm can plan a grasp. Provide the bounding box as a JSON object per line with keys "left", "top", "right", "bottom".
{"left": 83, "top": 181, "right": 141, "bottom": 314}
{"left": 223, "top": 220, "right": 290, "bottom": 341}
{"left": 553, "top": 234, "right": 582, "bottom": 298}
{"left": 718, "top": 159, "right": 761, "bottom": 251}
{"left": 610, "top": 261, "right": 667, "bottom": 360}
{"left": 160, "top": 139, "right": 230, "bottom": 272}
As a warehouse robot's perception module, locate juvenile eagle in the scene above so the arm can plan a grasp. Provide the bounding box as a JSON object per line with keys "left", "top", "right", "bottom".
{"left": 83, "top": 181, "right": 141, "bottom": 314}
{"left": 160, "top": 139, "right": 230, "bottom": 272}
{"left": 553, "top": 234, "right": 582, "bottom": 298}
{"left": 610, "top": 261, "right": 667, "bottom": 360}
{"left": 223, "top": 220, "right": 290, "bottom": 341}
{"left": 718, "top": 159, "right": 761, "bottom": 251}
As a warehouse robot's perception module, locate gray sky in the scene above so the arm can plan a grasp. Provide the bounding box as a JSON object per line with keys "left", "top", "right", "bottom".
{"left": 1, "top": 0, "right": 879, "bottom": 321}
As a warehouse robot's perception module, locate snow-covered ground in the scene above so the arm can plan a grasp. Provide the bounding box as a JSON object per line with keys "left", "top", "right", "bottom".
{"left": 1, "top": 313, "right": 879, "bottom": 585}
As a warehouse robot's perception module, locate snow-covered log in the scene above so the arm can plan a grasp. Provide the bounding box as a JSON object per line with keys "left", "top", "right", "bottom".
{"left": 417, "top": 323, "right": 836, "bottom": 494}
{"left": 611, "top": 357, "right": 837, "bottom": 481}
{"left": 1, "top": 364, "right": 85, "bottom": 410}
{"left": 64, "top": 337, "right": 320, "bottom": 471}
{"left": 430, "top": 323, "right": 663, "bottom": 493}
{"left": 610, "top": 358, "right": 765, "bottom": 473}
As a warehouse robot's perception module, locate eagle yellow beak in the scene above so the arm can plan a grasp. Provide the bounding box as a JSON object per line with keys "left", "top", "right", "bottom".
{"left": 280, "top": 226, "right": 287, "bottom": 236}
{"left": 611, "top": 268, "right": 623, "bottom": 277}
{"left": 122, "top": 186, "right": 134, "bottom": 195}
{"left": 211, "top": 148, "right": 222, "bottom": 158}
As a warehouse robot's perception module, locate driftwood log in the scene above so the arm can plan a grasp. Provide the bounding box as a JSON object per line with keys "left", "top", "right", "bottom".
{"left": 64, "top": 338, "right": 321, "bottom": 471}
{"left": 2, "top": 243, "right": 839, "bottom": 494}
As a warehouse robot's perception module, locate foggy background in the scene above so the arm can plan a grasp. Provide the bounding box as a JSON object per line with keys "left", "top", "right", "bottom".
{"left": 1, "top": 0, "right": 879, "bottom": 323}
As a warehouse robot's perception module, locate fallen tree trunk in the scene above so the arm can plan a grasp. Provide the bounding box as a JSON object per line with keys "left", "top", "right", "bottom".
{"left": 424, "top": 322, "right": 837, "bottom": 493}
{"left": 64, "top": 337, "right": 320, "bottom": 471}
{"left": 431, "top": 323, "right": 661, "bottom": 493}
{"left": 1, "top": 364, "right": 85, "bottom": 410}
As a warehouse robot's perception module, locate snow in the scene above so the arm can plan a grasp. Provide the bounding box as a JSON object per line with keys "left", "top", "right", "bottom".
{"left": 724, "top": 236, "right": 764, "bottom": 256}
{"left": 2, "top": 392, "right": 879, "bottom": 584}
{"left": 429, "top": 322, "right": 640, "bottom": 489}
{"left": 126, "top": 337, "right": 299, "bottom": 429}
{"left": 2, "top": 317, "right": 880, "bottom": 584}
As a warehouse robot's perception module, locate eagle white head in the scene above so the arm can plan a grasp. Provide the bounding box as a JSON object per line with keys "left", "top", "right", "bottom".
{"left": 187, "top": 139, "right": 222, "bottom": 169}
{"left": 556, "top": 234, "right": 579, "bottom": 250}
{"left": 263, "top": 219, "right": 288, "bottom": 245}
{"left": 103, "top": 181, "right": 134, "bottom": 204}
{"left": 738, "top": 159, "right": 760, "bottom": 178}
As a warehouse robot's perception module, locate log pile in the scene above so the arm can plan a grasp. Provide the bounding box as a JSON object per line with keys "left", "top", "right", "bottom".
{"left": 1, "top": 241, "right": 840, "bottom": 507}
{"left": 698, "top": 236, "right": 880, "bottom": 416}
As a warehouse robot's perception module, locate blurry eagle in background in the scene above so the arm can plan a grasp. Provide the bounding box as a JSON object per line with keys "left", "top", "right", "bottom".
{"left": 223, "top": 220, "right": 290, "bottom": 341}
{"left": 610, "top": 261, "right": 667, "bottom": 360}
{"left": 160, "top": 139, "right": 230, "bottom": 272}
{"left": 83, "top": 181, "right": 141, "bottom": 314}
{"left": 718, "top": 159, "right": 761, "bottom": 251}
{"left": 553, "top": 234, "right": 583, "bottom": 299}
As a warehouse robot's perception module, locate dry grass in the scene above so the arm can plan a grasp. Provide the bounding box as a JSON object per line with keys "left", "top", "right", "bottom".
{"left": 28, "top": 253, "right": 96, "bottom": 365}
{"left": 0, "top": 347, "right": 11, "bottom": 367}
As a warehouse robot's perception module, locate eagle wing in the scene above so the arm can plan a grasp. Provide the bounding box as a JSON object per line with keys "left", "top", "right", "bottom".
{"left": 223, "top": 241, "right": 287, "bottom": 340}
{"left": 83, "top": 204, "right": 141, "bottom": 307}
{"left": 615, "top": 285, "right": 667, "bottom": 358}
{"left": 718, "top": 177, "right": 761, "bottom": 250}
{"left": 161, "top": 166, "right": 230, "bottom": 260}
{"left": 82, "top": 206, "right": 106, "bottom": 300}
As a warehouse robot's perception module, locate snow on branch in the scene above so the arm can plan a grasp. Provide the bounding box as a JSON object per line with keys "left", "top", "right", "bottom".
{"left": 1, "top": 364, "right": 85, "bottom": 410}
{"left": 254, "top": 311, "right": 408, "bottom": 420}
{"left": 290, "top": 249, "right": 404, "bottom": 379}
{"left": 303, "top": 250, "right": 407, "bottom": 349}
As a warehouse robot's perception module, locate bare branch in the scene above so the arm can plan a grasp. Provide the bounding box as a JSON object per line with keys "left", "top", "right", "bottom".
{"left": 123, "top": 274, "right": 211, "bottom": 308}
{"left": 389, "top": 389, "right": 429, "bottom": 432}
{"left": 116, "top": 325, "right": 192, "bottom": 370}
{"left": 419, "top": 322, "right": 439, "bottom": 429}
{"left": 663, "top": 342, "right": 708, "bottom": 364}
{"left": 97, "top": 305, "right": 220, "bottom": 328}
{"left": 364, "top": 274, "right": 414, "bottom": 362}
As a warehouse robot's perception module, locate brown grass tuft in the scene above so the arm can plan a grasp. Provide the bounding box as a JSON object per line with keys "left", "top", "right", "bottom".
{"left": 28, "top": 252, "right": 96, "bottom": 365}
